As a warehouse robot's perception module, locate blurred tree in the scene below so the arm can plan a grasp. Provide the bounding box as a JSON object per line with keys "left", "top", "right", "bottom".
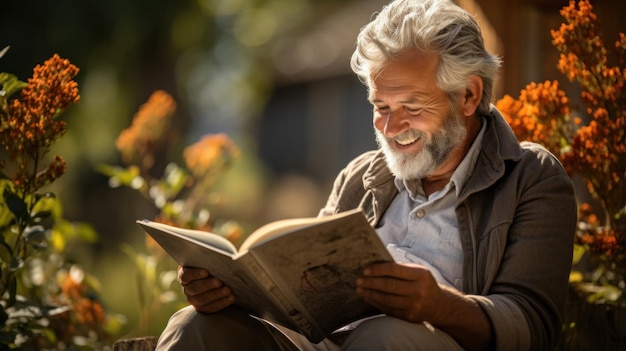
{"left": 1, "top": 0, "right": 355, "bottom": 239}
{"left": 2, "top": 0, "right": 358, "bottom": 337}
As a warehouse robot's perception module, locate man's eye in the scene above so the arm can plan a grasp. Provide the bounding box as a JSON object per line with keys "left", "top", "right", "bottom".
{"left": 376, "top": 107, "right": 389, "bottom": 113}
{"left": 406, "top": 107, "right": 422, "bottom": 115}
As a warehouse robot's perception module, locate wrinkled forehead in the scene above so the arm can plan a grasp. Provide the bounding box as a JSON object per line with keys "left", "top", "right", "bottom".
{"left": 366, "top": 51, "right": 440, "bottom": 91}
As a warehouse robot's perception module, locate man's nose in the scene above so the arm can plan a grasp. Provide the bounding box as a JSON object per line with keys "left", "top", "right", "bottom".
{"left": 381, "top": 110, "right": 409, "bottom": 136}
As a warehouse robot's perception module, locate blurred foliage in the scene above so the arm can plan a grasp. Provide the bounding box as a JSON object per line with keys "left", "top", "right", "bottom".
{"left": 98, "top": 90, "right": 245, "bottom": 336}
{"left": 1, "top": 0, "right": 357, "bottom": 340}
{"left": 1, "top": 0, "right": 356, "bottom": 230}
{"left": 0, "top": 51, "right": 123, "bottom": 350}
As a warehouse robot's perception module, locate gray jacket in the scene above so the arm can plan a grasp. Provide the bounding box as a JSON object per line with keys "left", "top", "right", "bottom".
{"left": 319, "top": 108, "right": 576, "bottom": 350}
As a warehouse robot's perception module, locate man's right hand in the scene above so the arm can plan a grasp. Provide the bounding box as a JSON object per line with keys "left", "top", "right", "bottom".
{"left": 178, "top": 266, "right": 235, "bottom": 313}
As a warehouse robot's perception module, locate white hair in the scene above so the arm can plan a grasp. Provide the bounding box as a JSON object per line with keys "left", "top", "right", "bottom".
{"left": 351, "top": 0, "right": 501, "bottom": 115}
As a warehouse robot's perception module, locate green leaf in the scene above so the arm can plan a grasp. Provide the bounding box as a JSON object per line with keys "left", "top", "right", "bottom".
{"left": 569, "top": 270, "right": 583, "bottom": 283}
{"left": 6, "top": 275, "right": 17, "bottom": 307}
{"left": 0, "top": 206, "right": 15, "bottom": 228}
{"left": 32, "top": 192, "right": 62, "bottom": 219}
{"left": 0, "top": 72, "right": 27, "bottom": 98}
{"left": 162, "top": 162, "right": 190, "bottom": 196}
{"left": 96, "top": 164, "right": 145, "bottom": 189}
{"left": 0, "top": 181, "right": 15, "bottom": 227}
{"left": 0, "top": 234, "right": 13, "bottom": 262}
{"left": 572, "top": 243, "right": 586, "bottom": 265}
{"left": 34, "top": 192, "right": 56, "bottom": 201}
{"left": 53, "top": 219, "right": 98, "bottom": 243}
{"left": 33, "top": 192, "right": 57, "bottom": 207}
{"left": 585, "top": 284, "right": 622, "bottom": 304}
{"left": 31, "top": 210, "right": 52, "bottom": 222}
{"left": 160, "top": 201, "right": 179, "bottom": 218}
{"left": 102, "top": 312, "right": 128, "bottom": 336}
{"left": 73, "top": 222, "right": 99, "bottom": 242}
{"left": 2, "top": 188, "right": 28, "bottom": 225}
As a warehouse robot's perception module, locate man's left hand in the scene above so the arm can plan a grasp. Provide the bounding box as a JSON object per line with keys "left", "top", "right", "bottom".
{"left": 355, "top": 262, "right": 445, "bottom": 323}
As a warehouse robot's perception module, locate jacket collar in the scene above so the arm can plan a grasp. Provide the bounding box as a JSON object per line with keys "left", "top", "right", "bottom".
{"left": 457, "top": 107, "right": 524, "bottom": 201}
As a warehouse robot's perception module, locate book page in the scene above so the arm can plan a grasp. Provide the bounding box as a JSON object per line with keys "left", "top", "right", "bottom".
{"left": 239, "top": 210, "right": 360, "bottom": 253}
{"left": 248, "top": 209, "right": 393, "bottom": 342}
{"left": 137, "top": 220, "right": 237, "bottom": 255}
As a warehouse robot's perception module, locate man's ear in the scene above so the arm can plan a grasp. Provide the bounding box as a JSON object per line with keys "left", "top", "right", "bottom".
{"left": 462, "top": 75, "right": 483, "bottom": 116}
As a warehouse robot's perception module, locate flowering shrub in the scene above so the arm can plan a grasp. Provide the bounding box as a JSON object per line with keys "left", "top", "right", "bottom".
{"left": 0, "top": 49, "right": 122, "bottom": 349}
{"left": 496, "top": 0, "right": 625, "bottom": 305}
{"left": 99, "top": 90, "right": 242, "bottom": 335}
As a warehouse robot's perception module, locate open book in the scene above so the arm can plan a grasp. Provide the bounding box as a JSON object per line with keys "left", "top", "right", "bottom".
{"left": 136, "top": 208, "right": 392, "bottom": 343}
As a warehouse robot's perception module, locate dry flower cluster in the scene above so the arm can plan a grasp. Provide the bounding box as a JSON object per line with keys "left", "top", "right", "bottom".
{"left": 496, "top": 0, "right": 625, "bottom": 305}
{"left": 115, "top": 90, "right": 177, "bottom": 169}
{"left": 1, "top": 54, "right": 78, "bottom": 196}
{"left": 1, "top": 51, "right": 119, "bottom": 348}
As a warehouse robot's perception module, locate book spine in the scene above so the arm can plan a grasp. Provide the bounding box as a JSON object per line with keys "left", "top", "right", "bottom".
{"left": 242, "top": 256, "right": 320, "bottom": 341}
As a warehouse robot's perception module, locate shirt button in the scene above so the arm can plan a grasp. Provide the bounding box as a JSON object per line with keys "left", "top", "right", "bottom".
{"left": 416, "top": 209, "right": 426, "bottom": 218}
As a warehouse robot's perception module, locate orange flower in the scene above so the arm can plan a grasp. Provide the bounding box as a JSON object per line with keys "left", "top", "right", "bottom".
{"left": 496, "top": 80, "right": 572, "bottom": 159}
{"left": 115, "top": 90, "right": 177, "bottom": 167}
{"left": 0, "top": 54, "right": 79, "bottom": 194}
{"left": 75, "top": 298, "right": 106, "bottom": 326}
{"left": 183, "top": 133, "right": 240, "bottom": 178}
{"left": 58, "top": 269, "right": 107, "bottom": 332}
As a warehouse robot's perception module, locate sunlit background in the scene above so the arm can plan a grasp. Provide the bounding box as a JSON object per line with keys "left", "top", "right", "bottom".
{"left": 1, "top": 0, "right": 623, "bottom": 341}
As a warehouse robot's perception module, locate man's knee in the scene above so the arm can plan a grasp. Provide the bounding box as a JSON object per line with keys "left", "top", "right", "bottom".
{"left": 342, "top": 317, "right": 463, "bottom": 351}
{"left": 156, "top": 306, "right": 285, "bottom": 351}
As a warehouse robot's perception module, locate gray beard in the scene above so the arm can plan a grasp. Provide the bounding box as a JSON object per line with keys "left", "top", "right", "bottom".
{"left": 376, "top": 109, "right": 468, "bottom": 180}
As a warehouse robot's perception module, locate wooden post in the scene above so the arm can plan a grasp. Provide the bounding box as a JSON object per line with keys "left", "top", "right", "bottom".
{"left": 113, "top": 337, "right": 159, "bottom": 351}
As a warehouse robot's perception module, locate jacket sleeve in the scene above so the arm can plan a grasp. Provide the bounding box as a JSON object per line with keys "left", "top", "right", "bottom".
{"left": 465, "top": 142, "right": 577, "bottom": 351}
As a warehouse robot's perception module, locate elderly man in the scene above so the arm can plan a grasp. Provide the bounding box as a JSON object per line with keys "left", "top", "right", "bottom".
{"left": 155, "top": 0, "right": 576, "bottom": 350}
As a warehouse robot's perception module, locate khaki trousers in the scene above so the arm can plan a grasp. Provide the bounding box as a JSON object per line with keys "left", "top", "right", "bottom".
{"left": 155, "top": 305, "right": 464, "bottom": 351}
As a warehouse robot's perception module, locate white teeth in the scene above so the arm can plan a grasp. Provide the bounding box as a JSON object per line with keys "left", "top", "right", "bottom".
{"left": 392, "top": 130, "right": 422, "bottom": 146}
{"left": 395, "top": 136, "right": 418, "bottom": 145}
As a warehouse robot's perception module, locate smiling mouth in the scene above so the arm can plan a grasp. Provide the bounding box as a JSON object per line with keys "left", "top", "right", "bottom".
{"left": 395, "top": 135, "right": 420, "bottom": 146}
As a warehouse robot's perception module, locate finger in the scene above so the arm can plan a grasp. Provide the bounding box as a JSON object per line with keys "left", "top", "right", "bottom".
{"left": 357, "top": 275, "right": 418, "bottom": 296}
{"left": 363, "top": 262, "right": 427, "bottom": 280}
{"left": 191, "top": 290, "right": 236, "bottom": 314}
{"left": 357, "top": 284, "right": 407, "bottom": 309}
{"left": 183, "top": 286, "right": 234, "bottom": 307}
{"left": 182, "top": 276, "right": 223, "bottom": 296}
{"left": 179, "top": 266, "right": 210, "bottom": 284}
{"left": 357, "top": 284, "right": 427, "bottom": 323}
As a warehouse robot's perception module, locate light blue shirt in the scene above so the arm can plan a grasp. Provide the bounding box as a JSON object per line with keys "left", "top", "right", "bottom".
{"left": 376, "top": 119, "right": 486, "bottom": 291}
